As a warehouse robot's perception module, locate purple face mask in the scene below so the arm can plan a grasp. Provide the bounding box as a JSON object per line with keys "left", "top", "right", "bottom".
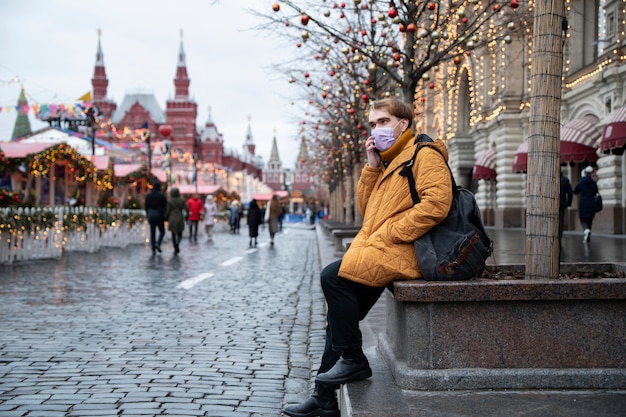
{"left": 372, "top": 121, "right": 401, "bottom": 151}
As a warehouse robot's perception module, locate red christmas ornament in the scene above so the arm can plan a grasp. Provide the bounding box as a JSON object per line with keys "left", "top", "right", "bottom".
{"left": 427, "top": 2, "right": 436, "bottom": 11}
{"left": 272, "top": 3, "right": 280, "bottom": 12}
{"left": 393, "top": 52, "right": 401, "bottom": 61}
{"left": 428, "top": 83, "right": 435, "bottom": 89}
{"left": 159, "top": 125, "right": 172, "bottom": 137}
{"left": 297, "top": 42, "right": 302, "bottom": 48}
{"left": 399, "top": 24, "right": 406, "bottom": 32}
{"left": 493, "top": 4, "right": 501, "bottom": 12}
{"left": 301, "top": 15, "right": 310, "bottom": 25}
{"left": 304, "top": 72, "right": 310, "bottom": 78}
{"left": 322, "top": 92, "right": 328, "bottom": 98}
{"left": 388, "top": 8, "right": 398, "bottom": 18}
{"left": 510, "top": 0, "right": 519, "bottom": 9}
{"left": 361, "top": 29, "right": 367, "bottom": 36}
{"left": 407, "top": 23, "right": 416, "bottom": 33}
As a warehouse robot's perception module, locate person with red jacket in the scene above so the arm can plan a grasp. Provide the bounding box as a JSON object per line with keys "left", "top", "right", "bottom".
{"left": 186, "top": 194, "right": 204, "bottom": 241}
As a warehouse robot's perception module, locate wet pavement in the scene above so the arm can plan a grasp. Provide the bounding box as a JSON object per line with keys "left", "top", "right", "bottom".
{"left": 0, "top": 224, "right": 325, "bottom": 417}
{"left": 1, "top": 224, "right": 625, "bottom": 416}
{"left": 484, "top": 227, "right": 626, "bottom": 266}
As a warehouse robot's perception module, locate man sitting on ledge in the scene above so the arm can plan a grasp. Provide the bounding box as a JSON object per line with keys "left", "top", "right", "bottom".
{"left": 282, "top": 98, "right": 453, "bottom": 417}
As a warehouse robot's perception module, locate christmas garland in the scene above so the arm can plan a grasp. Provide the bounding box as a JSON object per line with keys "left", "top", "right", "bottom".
{"left": 0, "top": 207, "right": 145, "bottom": 233}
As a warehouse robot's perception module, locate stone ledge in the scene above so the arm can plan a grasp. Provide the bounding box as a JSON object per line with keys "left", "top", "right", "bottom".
{"left": 383, "top": 267, "right": 626, "bottom": 390}
{"left": 392, "top": 275, "right": 626, "bottom": 302}
{"left": 379, "top": 334, "right": 626, "bottom": 390}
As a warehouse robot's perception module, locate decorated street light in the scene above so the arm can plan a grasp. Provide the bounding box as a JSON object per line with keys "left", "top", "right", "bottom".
{"left": 158, "top": 124, "right": 173, "bottom": 185}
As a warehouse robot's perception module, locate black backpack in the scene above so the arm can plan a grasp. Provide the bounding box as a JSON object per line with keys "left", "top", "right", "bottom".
{"left": 400, "top": 134, "right": 492, "bottom": 280}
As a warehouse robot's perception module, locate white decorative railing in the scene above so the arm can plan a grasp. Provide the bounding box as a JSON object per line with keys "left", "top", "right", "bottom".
{"left": 0, "top": 207, "right": 147, "bottom": 265}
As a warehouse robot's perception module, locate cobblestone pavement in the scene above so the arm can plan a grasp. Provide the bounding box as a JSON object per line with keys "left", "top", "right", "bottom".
{"left": 0, "top": 224, "right": 324, "bottom": 417}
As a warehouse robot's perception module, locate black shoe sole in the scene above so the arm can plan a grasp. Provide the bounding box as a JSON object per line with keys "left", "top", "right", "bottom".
{"left": 315, "top": 367, "right": 372, "bottom": 385}
{"left": 282, "top": 408, "right": 340, "bottom": 417}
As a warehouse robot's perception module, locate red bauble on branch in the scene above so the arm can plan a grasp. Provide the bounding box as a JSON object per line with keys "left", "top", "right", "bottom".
{"left": 159, "top": 124, "right": 172, "bottom": 137}
{"left": 272, "top": 3, "right": 280, "bottom": 12}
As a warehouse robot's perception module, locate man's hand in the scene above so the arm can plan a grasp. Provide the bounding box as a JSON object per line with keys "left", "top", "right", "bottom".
{"left": 365, "top": 136, "right": 381, "bottom": 168}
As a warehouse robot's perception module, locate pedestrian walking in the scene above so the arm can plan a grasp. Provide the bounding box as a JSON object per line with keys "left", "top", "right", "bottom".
{"left": 265, "top": 194, "right": 281, "bottom": 246}
{"left": 282, "top": 98, "right": 453, "bottom": 417}
{"left": 186, "top": 193, "right": 204, "bottom": 241}
{"left": 165, "top": 187, "right": 188, "bottom": 255}
{"left": 144, "top": 181, "right": 167, "bottom": 255}
{"left": 559, "top": 170, "right": 573, "bottom": 239}
{"left": 229, "top": 200, "right": 241, "bottom": 234}
{"left": 247, "top": 199, "right": 263, "bottom": 247}
{"left": 203, "top": 195, "right": 218, "bottom": 241}
{"left": 574, "top": 166, "right": 599, "bottom": 243}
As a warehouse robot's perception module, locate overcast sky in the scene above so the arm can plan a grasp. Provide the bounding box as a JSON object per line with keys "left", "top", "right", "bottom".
{"left": 0, "top": 0, "right": 301, "bottom": 168}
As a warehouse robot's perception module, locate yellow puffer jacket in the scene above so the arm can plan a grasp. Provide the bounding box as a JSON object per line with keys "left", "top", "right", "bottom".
{"left": 338, "top": 135, "right": 453, "bottom": 287}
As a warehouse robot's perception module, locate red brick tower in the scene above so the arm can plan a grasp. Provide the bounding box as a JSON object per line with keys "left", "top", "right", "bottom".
{"left": 91, "top": 29, "right": 117, "bottom": 121}
{"left": 165, "top": 31, "right": 198, "bottom": 156}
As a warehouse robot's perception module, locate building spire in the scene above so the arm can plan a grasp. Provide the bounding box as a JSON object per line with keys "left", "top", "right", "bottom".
{"left": 91, "top": 28, "right": 109, "bottom": 101}
{"left": 173, "top": 28, "right": 190, "bottom": 99}
{"left": 244, "top": 115, "right": 255, "bottom": 155}
{"left": 297, "top": 136, "right": 308, "bottom": 163}
{"left": 269, "top": 129, "right": 280, "bottom": 162}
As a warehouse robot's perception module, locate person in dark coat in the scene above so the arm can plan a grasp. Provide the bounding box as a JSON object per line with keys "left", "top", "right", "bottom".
{"left": 144, "top": 181, "right": 168, "bottom": 255}
{"left": 573, "top": 166, "right": 599, "bottom": 243}
{"left": 559, "top": 171, "right": 573, "bottom": 239}
{"left": 247, "top": 199, "right": 263, "bottom": 247}
{"left": 165, "top": 187, "right": 188, "bottom": 255}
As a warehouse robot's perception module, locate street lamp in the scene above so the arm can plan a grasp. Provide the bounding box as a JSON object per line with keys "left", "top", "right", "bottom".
{"left": 158, "top": 125, "right": 173, "bottom": 186}
{"left": 142, "top": 128, "right": 152, "bottom": 179}
{"left": 86, "top": 106, "right": 97, "bottom": 156}
{"left": 192, "top": 152, "right": 199, "bottom": 194}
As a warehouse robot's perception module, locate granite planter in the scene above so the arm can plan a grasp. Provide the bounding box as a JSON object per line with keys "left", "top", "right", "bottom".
{"left": 380, "top": 263, "right": 626, "bottom": 390}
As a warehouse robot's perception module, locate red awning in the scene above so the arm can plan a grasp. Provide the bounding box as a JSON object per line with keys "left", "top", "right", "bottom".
{"left": 560, "top": 115, "right": 599, "bottom": 164}
{"left": 177, "top": 184, "right": 219, "bottom": 195}
{"left": 601, "top": 105, "right": 626, "bottom": 155}
{"left": 251, "top": 190, "right": 289, "bottom": 202}
{"left": 512, "top": 142, "right": 528, "bottom": 173}
{"left": 0, "top": 142, "right": 55, "bottom": 158}
{"left": 512, "top": 116, "right": 599, "bottom": 173}
{"left": 113, "top": 164, "right": 167, "bottom": 182}
{"left": 88, "top": 155, "right": 110, "bottom": 171}
{"left": 472, "top": 147, "right": 497, "bottom": 181}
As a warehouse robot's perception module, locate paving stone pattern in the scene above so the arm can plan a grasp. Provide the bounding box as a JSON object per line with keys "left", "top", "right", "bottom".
{"left": 0, "top": 225, "right": 324, "bottom": 417}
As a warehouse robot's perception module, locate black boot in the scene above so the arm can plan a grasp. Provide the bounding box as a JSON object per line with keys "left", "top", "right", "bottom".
{"left": 315, "top": 349, "right": 371, "bottom": 385}
{"left": 282, "top": 384, "right": 339, "bottom": 417}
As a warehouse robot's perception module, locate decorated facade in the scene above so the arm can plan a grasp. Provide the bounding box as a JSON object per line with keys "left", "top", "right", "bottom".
{"left": 415, "top": 0, "right": 625, "bottom": 234}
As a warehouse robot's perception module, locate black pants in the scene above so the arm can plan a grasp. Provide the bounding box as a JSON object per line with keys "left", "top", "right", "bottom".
{"left": 149, "top": 222, "right": 165, "bottom": 251}
{"left": 580, "top": 216, "right": 594, "bottom": 231}
{"left": 189, "top": 221, "right": 198, "bottom": 239}
{"left": 318, "top": 259, "right": 385, "bottom": 374}
{"left": 171, "top": 231, "right": 183, "bottom": 251}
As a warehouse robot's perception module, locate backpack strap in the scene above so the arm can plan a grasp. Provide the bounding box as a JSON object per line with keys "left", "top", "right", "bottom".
{"left": 399, "top": 134, "right": 457, "bottom": 205}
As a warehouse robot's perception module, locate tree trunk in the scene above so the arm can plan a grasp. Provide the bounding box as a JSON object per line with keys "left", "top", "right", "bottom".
{"left": 525, "top": 0, "right": 564, "bottom": 279}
